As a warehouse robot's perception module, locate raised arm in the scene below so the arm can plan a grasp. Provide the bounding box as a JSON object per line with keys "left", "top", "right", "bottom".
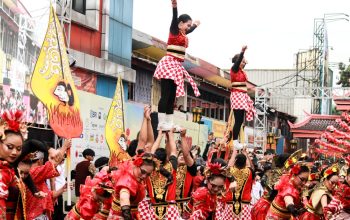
{"left": 242, "top": 147, "right": 254, "bottom": 170}
{"left": 231, "top": 45, "right": 247, "bottom": 73}
{"left": 170, "top": 0, "right": 179, "bottom": 35}
{"left": 151, "top": 130, "right": 164, "bottom": 154}
{"left": 138, "top": 106, "right": 150, "bottom": 149}
{"left": 228, "top": 148, "right": 237, "bottom": 168}
{"left": 146, "top": 107, "right": 155, "bottom": 145}
{"left": 180, "top": 129, "right": 194, "bottom": 167}
{"left": 186, "top": 20, "right": 200, "bottom": 35}
{"left": 167, "top": 129, "right": 178, "bottom": 158}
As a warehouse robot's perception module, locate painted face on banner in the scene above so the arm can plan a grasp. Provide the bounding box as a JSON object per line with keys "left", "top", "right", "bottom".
{"left": 54, "top": 84, "right": 69, "bottom": 103}
{"left": 118, "top": 136, "right": 127, "bottom": 151}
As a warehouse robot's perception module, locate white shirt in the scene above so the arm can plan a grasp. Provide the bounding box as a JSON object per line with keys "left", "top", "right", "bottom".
{"left": 251, "top": 181, "right": 264, "bottom": 205}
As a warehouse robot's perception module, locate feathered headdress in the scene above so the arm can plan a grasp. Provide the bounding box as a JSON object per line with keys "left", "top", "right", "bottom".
{"left": 0, "top": 110, "right": 25, "bottom": 140}
{"left": 323, "top": 164, "right": 339, "bottom": 179}
{"left": 284, "top": 149, "right": 302, "bottom": 169}
{"left": 204, "top": 161, "right": 228, "bottom": 178}
{"left": 132, "top": 152, "right": 160, "bottom": 169}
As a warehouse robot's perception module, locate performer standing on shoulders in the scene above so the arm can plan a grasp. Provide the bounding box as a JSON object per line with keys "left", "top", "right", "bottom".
{"left": 230, "top": 45, "right": 256, "bottom": 150}
{"left": 154, "top": 0, "right": 201, "bottom": 131}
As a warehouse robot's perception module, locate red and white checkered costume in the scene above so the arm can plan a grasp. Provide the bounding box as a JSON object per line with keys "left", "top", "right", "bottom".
{"left": 138, "top": 199, "right": 181, "bottom": 220}
{"left": 230, "top": 91, "right": 255, "bottom": 121}
{"left": 220, "top": 203, "right": 252, "bottom": 220}
{"left": 154, "top": 55, "right": 200, "bottom": 98}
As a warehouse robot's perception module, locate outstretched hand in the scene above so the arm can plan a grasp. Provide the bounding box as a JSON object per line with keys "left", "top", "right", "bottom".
{"left": 171, "top": 0, "right": 177, "bottom": 7}
{"left": 144, "top": 105, "right": 151, "bottom": 121}
{"left": 193, "top": 20, "right": 201, "bottom": 27}
{"left": 242, "top": 45, "right": 248, "bottom": 52}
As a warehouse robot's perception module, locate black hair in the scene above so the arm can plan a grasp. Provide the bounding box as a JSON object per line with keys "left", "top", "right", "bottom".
{"left": 154, "top": 148, "right": 167, "bottom": 164}
{"left": 297, "top": 165, "right": 310, "bottom": 175}
{"left": 232, "top": 53, "right": 240, "bottom": 63}
{"left": 234, "top": 154, "right": 247, "bottom": 169}
{"left": 55, "top": 81, "right": 75, "bottom": 106}
{"left": 347, "top": 167, "right": 350, "bottom": 177}
{"left": 82, "top": 148, "right": 95, "bottom": 158}
{"left": 141, "top": 153, "right": 156, "bottom": 168}
{"left": 15, "top": 139, "right": 48, "bottom": 165}
{"left": 178, "top": 14, "right": 192, "bottom": 24}
{"left": 94, "top": 156, "right": 109, "bottom": 171}
{"left": 2, "top": 130, "right": 23, "bottom": 142}
{"left": 274, "top": 153, "right": 291, "bottom": 168}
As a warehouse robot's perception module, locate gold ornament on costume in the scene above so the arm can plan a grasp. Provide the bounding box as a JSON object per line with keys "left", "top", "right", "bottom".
{"left": 176, "top": 165, "right": 187, "bottom": 198}
{"left": 151, "top": 162, "right": 172, "bottom": 201}
{"left": 229, "top": 167, "right": 250, "bottom": 215}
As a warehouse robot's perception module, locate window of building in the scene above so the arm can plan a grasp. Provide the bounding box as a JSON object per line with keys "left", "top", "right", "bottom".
{"left": 72, "top": 0, "right": 86, "bottom": 14}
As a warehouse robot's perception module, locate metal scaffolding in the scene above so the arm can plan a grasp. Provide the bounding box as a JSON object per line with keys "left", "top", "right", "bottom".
{"left": 253, "top": 86, "right": 350, "bottom": 149}
{"left": 56, "top": 0, "right": 72, "bottom": 47}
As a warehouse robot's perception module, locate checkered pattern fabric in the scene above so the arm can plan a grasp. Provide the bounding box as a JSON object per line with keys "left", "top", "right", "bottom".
{"left": 138, "top": 198, "right": 154, "bottom": 220}
{"left": 220, "top": 203, "right": 252, "bottom": 220}
{"left": 154, "top": 55, "right": 200, "bottom": 98}
{"left": 230, "top": 91, "right": 256, "bottom": 121}
{"left": 189, "top": 210, "right": 206, "bottom": 220}
{"left": 166, "top": 204, "right": 182, "bottom": 220}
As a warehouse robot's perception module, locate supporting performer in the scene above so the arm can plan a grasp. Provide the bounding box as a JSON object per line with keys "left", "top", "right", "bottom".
{"left": 230, "top": 45, "right": 256, "bottom": 150}
{"left": 154, "top": 0, "right": 201, "bottom": 131}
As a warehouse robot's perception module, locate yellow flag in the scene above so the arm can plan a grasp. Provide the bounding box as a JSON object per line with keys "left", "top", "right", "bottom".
{"left": 30, "top": 6, "right": 83, "bottom": 138}
{"left": 105, "top": 76, "right": 130, "bottom": 166}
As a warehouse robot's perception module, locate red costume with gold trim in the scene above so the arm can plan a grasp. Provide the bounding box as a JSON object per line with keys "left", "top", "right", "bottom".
{"left": 251, "top": 170, "right": 285, "bottom": 220}
{"left": 0, "top": 160, "right": 16, "bottom": 219}
{"left": 144, "top": 162, "right": 179, "bottom": 219}
{"left": 298, "top": 182, "right": 333, "bottom": 220}
{"left": 175, "top": 164, "right": 197, "bottom": 217}
{"left": 188, "top": 187, "right": 218, "bottom": 220}
{"left": 108, "top": 161, "right": 146, "bottom": 219}
{"left": 221, "top": 166, "right": 253, "bottom": 220}
{"left": 266, "top": 175, "right": 302, "bottom": 220}
{"left": 25, "top": 161, "right": 59, "bottom": 220}
{"left": 65, "top": 169, "right": 113, "bottom": 220}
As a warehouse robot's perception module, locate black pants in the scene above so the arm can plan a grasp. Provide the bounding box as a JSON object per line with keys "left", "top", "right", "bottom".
{"left": 158, "top": 79, "right": 177, "bottom": 114}
{"left": 232, "top": 109, "right": 245, "bottom": 140}
{"left": 52, "top": 195, "right": 65, "bottom": 220}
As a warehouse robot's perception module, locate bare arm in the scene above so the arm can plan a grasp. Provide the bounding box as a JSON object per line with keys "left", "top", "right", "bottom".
{"left": 146, "top": 107, "right": 154, "bottom": 145}
{"left": 167, "top": 129, "right": 177, "bottom": 158}
{"left": 138, "top": 106, "right": 149, "bottom": 149}
{"left": 228, "top": 148, "right": 237, "bottom": 167}
{"left": 180, "top": 129, "right": 194, "bottom": 167}
{"left": 242, "top": 147, "right": 253, "bottom": 169}
{"left": 151, "top": 130, "right": 164, "bottom": 154}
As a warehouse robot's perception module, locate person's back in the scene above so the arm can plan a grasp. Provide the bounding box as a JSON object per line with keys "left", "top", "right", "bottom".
{"left": 75, "top": 149, "right": 95, "bottom": 197}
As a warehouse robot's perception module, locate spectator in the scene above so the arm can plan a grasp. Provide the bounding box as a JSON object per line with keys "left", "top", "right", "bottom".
{"left": 202, "top": 131, "right": 214, "bottom": 161}
{"left": 127, "top": 132, "right": 139, "bottom": 157}
{"left": 251, "top": 175, "right": 264, "bottom": 205}
{"left": 74, "top": 148, "right": 96, "bottom": 197}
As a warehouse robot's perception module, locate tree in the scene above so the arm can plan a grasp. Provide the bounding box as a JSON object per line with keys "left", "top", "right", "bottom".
{"left": 336, "top": 62, "right": 350, "bottom": 87}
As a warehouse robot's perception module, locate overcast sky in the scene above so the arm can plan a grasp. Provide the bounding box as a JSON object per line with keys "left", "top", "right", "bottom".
{"left": 133, "top": 0, "right": 350, "bottom": 70}
{"left": 22, "top": 0, "right": 350, "bottom": 70}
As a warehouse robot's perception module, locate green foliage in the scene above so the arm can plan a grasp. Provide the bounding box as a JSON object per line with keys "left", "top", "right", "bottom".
{"left": 336, "top": 62, "right": 350, "bottom": 87}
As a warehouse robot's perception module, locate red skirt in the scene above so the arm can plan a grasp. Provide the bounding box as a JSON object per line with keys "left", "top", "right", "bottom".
{"left": 251, "top": 197, "right": 271, "bottom": 220}
{"left": 298, "top": 211, "right": 322, "bottom": 220}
